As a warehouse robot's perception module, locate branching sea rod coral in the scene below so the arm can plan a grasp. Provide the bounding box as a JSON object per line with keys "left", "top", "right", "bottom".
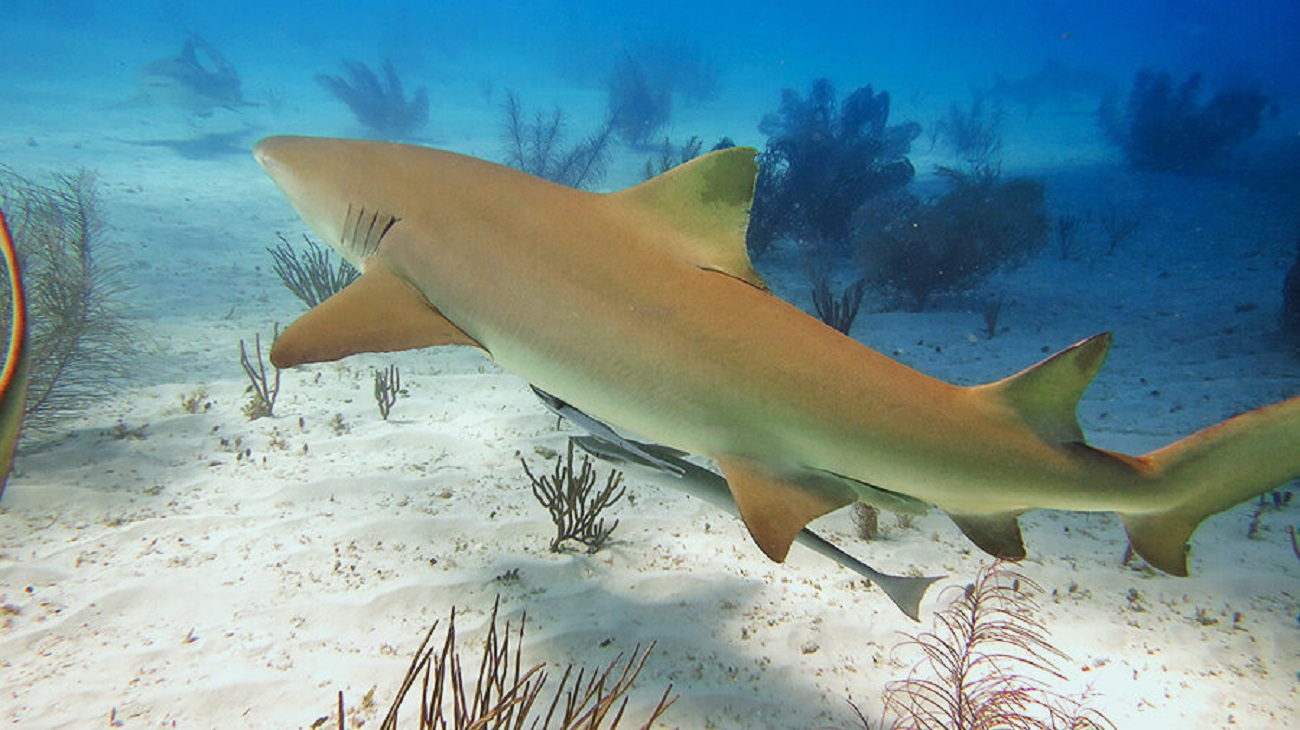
{"left": 317, "top": 59, "right": 428, "bottom": 140}
{"left": 373, "top": 598, "right": 674, "bottom": 730}
{"left": 1099, "top": 69, "right": 1270, "bottom": 173}
{"left": 0, "top": 166, "right": 133, "bottom": 435}
{"left": 857, "top": 165, "right": 1047, "bottom": 311}
{"left": 857, "top": 561, "right": 1113, "bottom": 730}
{"left": 500, "top": 90, "right": 615, "bottom": 190}
{"left": 749, "top": 78, "right": 919, "bottom": 258}
{"left": 521, "top": 440, "right": 626, "bottom": 553}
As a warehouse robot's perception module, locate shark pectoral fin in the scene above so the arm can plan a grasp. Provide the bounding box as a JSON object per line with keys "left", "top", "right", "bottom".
{"left": 610, "top": 147, "right": 767, "bottom": 290}
{"left": 979, "top": 333, "right": 1112, "bottom": 444}
{"left": 948, "top": 512, "right": 1027, "bottom": 560}
{"left": 270, "top": 268, "right": 482, "bottom": 368}
{"left": 717, "top": 456, "right": 857, "bottom": 562}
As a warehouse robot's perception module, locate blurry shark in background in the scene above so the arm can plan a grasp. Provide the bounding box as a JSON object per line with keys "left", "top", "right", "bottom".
{"left": 254, "top": 135, "right": 1300, "bottom": 584}
{"left": 0, "top": 211, "right": 31, "bottom": 499}
{"left": 131, "top": 34, "right": 250, "bottom": 115}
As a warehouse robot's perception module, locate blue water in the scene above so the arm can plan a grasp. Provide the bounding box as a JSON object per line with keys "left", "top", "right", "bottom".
{"left": 1, "top": 2, "right": 1298, "bottom": 727}
{"left": 6, "top": 1, "right": 1299, "bottom": 122}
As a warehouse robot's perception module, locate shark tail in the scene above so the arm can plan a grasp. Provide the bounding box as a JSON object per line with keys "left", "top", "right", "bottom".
{"left": 1121, "top": 394, "right": 1300, "bottom": 576}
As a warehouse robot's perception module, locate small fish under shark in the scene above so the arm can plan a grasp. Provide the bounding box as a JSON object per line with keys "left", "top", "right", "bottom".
{"left": 533, "top": 386, "right": 942, "bottom": 620}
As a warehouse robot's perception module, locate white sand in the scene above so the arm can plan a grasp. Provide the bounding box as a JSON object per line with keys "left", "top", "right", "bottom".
{"left": 0, "top": 72, "right": 1297, "bottom": 729}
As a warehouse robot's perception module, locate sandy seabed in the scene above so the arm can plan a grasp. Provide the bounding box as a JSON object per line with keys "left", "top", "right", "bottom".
{"left": 0, "top": 75, "right": 1297, "bottom": 729}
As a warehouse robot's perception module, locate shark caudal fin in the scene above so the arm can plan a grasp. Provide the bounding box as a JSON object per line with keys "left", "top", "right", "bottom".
{"left": 1120, "top": 394, "right": 1300, "bottom": 576}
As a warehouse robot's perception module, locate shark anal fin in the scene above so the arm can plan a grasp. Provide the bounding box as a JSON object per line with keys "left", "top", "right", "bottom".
{"left": 717, "top": 456, "right": 857, "bottom": 562}
{"left": 949, "top": 512, "right": 1027, "bottom": 560}
{"left": 271, "top": 268, "right": 482, "bottom": 368}
{"left": 1120, "top": 511, "right": 1193, "bottom": 577}
{"left": 610, "top": 147, "right": 767, "bottom": 290}
{"left": 979, "top": 332, "right": 1111, "bottom": 444}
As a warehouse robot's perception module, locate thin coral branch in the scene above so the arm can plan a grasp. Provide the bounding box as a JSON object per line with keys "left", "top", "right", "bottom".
{"left": 317, "top": 59, "right": 428, "bottom": 139}
{"left": 0, "top": 166, "right": 134, "bottom": 435}
{"left": 375, "top": 597, "right": 674, "bottom": 730}
{"left": 267, "top": 233, "right": 358, "bottom": 308}
{"left": 239, "top": 324, "right": 280, "bottom": 419}
{"left": 374, "top": 364, "right": 401, "bottom": 420}
{"left": 522, "top": 440, "right": 626, "bottom": 553}
{"left": 878, "top": 561, "right": 1113, "bottom": 730}
{"left": 811, "top": 276, "right": 868, "bottom": 335}
{"left": 500, "top": 90, "right": 615, "bottom": 190}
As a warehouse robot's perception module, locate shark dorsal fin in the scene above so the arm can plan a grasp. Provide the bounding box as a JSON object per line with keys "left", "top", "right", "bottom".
{"left": 978, "top": 333, "right": 1112, "bottom": 444}
{"left": 271, "top": 268, "right": 482, "bottom": 369}
{"left": 716, "top": 455, "right": 857, "bottom": 562}
{"left": 610, "top": 147, "right": 766, "bottom": 289}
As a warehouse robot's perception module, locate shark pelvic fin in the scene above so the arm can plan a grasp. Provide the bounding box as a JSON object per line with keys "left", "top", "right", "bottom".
{"left": 271, "top": 268, "right": 482, "bottom": 368}
{"left": 717, "top": 456, "right": 857, "bottom": 562}
{"left": 979, "top": 332, "right": 1112, "bottom": 444}
{"left": 610, "top": 147, "right": 766, "bottom": 289}
{"left": 948, "top": 512, "right": 1027, "bottom": 560}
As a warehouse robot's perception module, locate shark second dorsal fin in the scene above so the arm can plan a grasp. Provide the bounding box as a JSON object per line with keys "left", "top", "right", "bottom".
{"left": 271, "top": 268, "right": 482, "bottom": 369}
{"left": 716, "top": 456, "right": 858, "bottom": 562}
{"left": 610, "top": 147, "right": 766, "bottom": 289}
{"left": 977, "top": 333, "right": 1112, "bottom": 444}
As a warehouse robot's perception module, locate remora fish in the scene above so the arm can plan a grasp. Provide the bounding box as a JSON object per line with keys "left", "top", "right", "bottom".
{"left": 533, "top": 385, "right": 941, "bottom": 620}
{"left": 0, "top": 210, "right": 31, "bottom": 498}
{"left": 255, "top": 135, "right": 1300, "bottom": 578}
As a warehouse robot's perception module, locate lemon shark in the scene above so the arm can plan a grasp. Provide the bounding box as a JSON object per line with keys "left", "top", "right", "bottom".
{"left": 132, "top": 34, "right": 248, "bottom": 115}
{"left": 0, "top": 210, "right": 31, "bottom": 499}
{"left": 255, "top": 135, "right": 1300, "bottom": 578}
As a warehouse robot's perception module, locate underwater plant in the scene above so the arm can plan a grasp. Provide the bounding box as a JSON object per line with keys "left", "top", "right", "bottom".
{"left": 316, "top": 59, "right": 428, "bottom": 139}
{"left": 372, "top": 598, "right": 674, "bottom": 729}
{"left": 934, "top": 99, "right": 1003, "bottom": 168}
{"left": 1097, "top": 207, "right": 1140, "bottom": 256}
{"left": 239, "top": 324, "right": 280, "bottom": 420}
{"left": 857, "top": 561, "right": 1113, "bottom": 729}
{"left": 749, "top": 78, "right": 919, "bottom": 259}
{"left": 0, "top": 166, "right": 133, "bottom": 435}
{"left": 373, "top": 364, "right": 400, "bottom": 421}
{"left": 500, "top": 90, "right": 616, "bottom": 190}
{"left": 521, "top": 439, "right": 626, "bottom": 553}
{"left": 1055, "top": 214, "right": 1082, "bottom": 260}
{"left": 268, "top": 233, "right": 358, "bottom": 308}
{"left": 642, "top": 136, "right": 735, "bottom": 179}
{"left": 607, "top": 51, "right": 673, "bottom": 147}
{"left": 857, "top": 165, "right": 1048, "bottom": 311}
{"left": 810, "top": 276, "right": 868, "bottom": 335}
{"left": 1099, "top": 69, "right": 1269, "bottom": 173}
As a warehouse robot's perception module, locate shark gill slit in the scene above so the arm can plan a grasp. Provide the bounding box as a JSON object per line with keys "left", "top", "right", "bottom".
{"left": 344, "top": 203, "right": 400, "bottom": 258}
